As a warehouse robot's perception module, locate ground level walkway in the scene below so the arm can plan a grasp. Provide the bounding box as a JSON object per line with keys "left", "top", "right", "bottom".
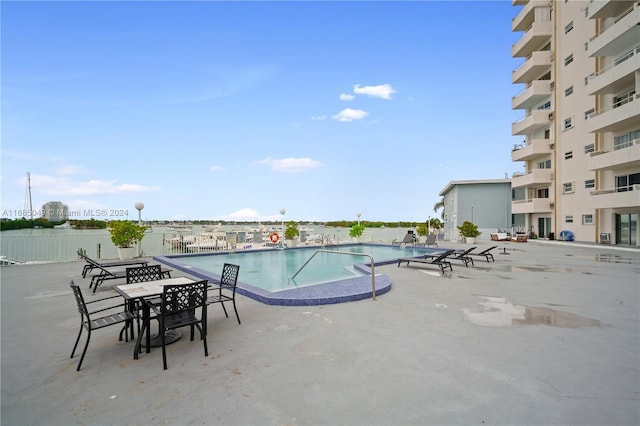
{"left": 1, "top": 240, "right": 638, "bottom": 425}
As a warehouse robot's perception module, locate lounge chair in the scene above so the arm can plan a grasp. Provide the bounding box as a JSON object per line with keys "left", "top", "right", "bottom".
{"left": 450, "top": 247, "right": 476, "bottom": 267}
{"left": 397, "top": 249, "right": 455, "bottom": 273}
{"left": 78, "top": 250, "right": 149, "bottom": 279}
{"left": 394, "top": 232, "right": 416, "bottom": 246}
{"left": 467, "top": 246, "right": 497, "bottom": 262}
{"left": 89, "top": 263, "right": 172, "bottom": 293}
{"left": 415, "top": 233, "right": 438, "bottom": 248}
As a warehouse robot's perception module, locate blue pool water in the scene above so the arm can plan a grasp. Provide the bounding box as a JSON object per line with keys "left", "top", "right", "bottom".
{"left": 155, "top": 244, "right": 439, "bottom": 305}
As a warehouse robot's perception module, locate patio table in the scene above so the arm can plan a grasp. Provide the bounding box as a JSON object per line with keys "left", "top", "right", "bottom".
{"left": 114, "top": 276, "right": 196, "bottom": 359}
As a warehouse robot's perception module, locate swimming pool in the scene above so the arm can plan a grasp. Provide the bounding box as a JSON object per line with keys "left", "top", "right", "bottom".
{"left": 154, "top": 244, "right": 438, "bottom": 306}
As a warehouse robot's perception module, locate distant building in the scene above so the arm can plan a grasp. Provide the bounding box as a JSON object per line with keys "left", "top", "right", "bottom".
{"left": 438, "top": 179, "right": 512, "bottom": 241}
{"left": 42, "top": 201, "right": 69, "bottom": 222}
{"left": 510, "top": 0, "right": 639, "bottom": 245}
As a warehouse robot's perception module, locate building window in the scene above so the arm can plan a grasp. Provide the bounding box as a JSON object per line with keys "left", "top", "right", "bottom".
{"left": 565, "top": 21, "right": 573, "bottom": 34}
{"left": 537, "top": 188, "right": 549, "bottom": 198}
{"left": 565, "top": 86, "right": 574, "bottom": 97}
{"left": 614, "top": 129, "right": 640, "bottom": 150}
{"left": 563, "top": 117, "right": 573, "bottom": 130}
{"left": 563, "top": 182, "right": 574, "bottom": 193}
{"left": 585, "top": 179, "right": 595, "bottom": 189}
{"left": 538, "top": 159, "right": 552, "bottom": 169}
{"left": 584, "top": 108, "right": 594, "bottom": 120}
{"left": 614, "top": 90, "right": 636, "bottom": 109}
{"left": 565, "top": 151, "right": 573, "bottom": 160}
{"left": 584, "top": 144, "right": 595, "bottom": 154}
{"left": 565, "top": 216, "right": 574, "bottom": 223}
{"left": 537, "top": 100, "right": 551, "bottom": 110}
{"left": 582, "top": 214, "right": 593, "bottom": 225}
{"left": 615, "top": 173, "right": 640, "bottom": 192}
{"left": 564, "top": 54, "right": 574, "bottom": 66}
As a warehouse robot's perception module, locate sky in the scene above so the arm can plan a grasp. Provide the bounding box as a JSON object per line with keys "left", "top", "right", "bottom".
{"left": 1, "top": 0, "right": 523, "bottom": 223}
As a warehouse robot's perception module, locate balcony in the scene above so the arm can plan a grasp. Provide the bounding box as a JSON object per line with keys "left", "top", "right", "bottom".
{"left": 513, "top": 50, "right": 552, "bottom": 84}
{"left": 588, "top": 4, "right": 640, "bottom": 57}
{"left": 512, "top": 21, "right": 553, "bottom": 58}
{"left": 512, "top": 109, "right": 552, "bottom": 135}
{"left": 586, "top": 94, "right": 639, "bottom": 133}
{"left": 587, "top": 46, "right": 640, "bottom": 95}
{"left": 512, "top": 138, "right": 553, "bottom": 161}
{"left": 588, "top": 0, "right": 636, "bottom": 20}
{"left": 512, "top": 80, "right": 552, "bottom": 109}
{"left": 512, "top": 198, "right": 553, "bottom": 214}
{"left": 588, "top": 139, "right": 640, "bottom": 171}
{"left": 511, "top": 169, "right": 553, "bottom": 188}
{"left": 512, "top": 0, "right": 551, "bottom": 32}
{"left": 588, "top": 185, "right": 640, "bottom": 209}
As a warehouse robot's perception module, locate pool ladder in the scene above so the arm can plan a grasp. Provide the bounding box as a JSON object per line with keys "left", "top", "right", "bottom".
{"left": 289, "top": 249, "right": 376, "bottom": 300}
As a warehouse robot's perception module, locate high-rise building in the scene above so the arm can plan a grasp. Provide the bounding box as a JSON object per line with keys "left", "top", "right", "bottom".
{"left": 42, "top": 201, "right": 69, "bottom": 222}
{"left": 510, "top": 0, "right": 639, "bottom": 246}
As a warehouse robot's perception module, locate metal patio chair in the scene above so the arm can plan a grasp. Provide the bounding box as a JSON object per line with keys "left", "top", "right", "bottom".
{"left": 206, "top": 263, "right": 241, "bottom": 327}
{"left": 69, "top": 281, "right": 138, "bottom": 371}
{"left": 150, "top": 280, "right": 208, "bottom": 370}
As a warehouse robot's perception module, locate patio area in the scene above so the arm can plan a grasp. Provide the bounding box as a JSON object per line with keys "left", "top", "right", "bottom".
{"left": 1, "top": 240, "right": 639, "bottom": 425}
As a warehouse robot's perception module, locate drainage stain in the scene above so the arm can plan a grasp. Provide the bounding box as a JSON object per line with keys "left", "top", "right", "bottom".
{"left": 463, "top": 295, "right": 600, "bottom": 328}
{"left": 596, "top": 254, "right": 639, "bottom": 264}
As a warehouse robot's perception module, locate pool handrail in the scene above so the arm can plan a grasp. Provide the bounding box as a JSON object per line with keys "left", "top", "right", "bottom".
{"left": 289, "top": 249, "right": 376, "bottom": 301}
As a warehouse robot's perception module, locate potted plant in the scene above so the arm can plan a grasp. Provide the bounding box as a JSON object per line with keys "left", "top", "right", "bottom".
{"left": 107, "top": 220, "right": 147, "bottom": 259}
{"left": 457, "top": 221, "right": 481, "bottom": 244}
{"left": 284, "top": 221, "right": 299, "bottom": 247}
{"left": 349, "top": 223, "right": 365, "bottom": 242}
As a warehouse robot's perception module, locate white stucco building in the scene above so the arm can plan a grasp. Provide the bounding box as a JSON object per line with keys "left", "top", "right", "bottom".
{"left": 510, "top": 0, "right": 639, "bottom": 245}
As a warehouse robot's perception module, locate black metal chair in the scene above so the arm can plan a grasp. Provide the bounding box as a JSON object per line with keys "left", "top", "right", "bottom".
{"left": 206, "top": 263, "right": 241, "bottom": 325}
{"left": 69, "top": 281, "right": 138, "bottom": 371}
{"left": 149, "top": 280, "right": 208, "bottom": 370}
{"left": 125, "top": 265, "right": 164, "bottom": 345}
{"left": 126, "top": 265, "right": 163, "bottom": 283}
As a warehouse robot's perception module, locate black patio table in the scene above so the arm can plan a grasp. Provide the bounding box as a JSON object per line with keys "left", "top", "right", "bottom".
{"left": 114, "top": 276, "right": 196, "bottom": 359}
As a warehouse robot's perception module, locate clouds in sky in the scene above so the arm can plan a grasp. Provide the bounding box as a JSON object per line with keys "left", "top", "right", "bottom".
{"left": 28, "top": 172, "right": 160, "bottom": 196}
{"left": 332, "top": 108, "right": 369, "bottom": 122}
{"left": 258, "top": 157, "right": 323, "bottom": 173}
{"left": 328, "top": 83, "right": 396, "bottom": 122}
{"left": 353, "top": 83, "right": 396, "bottom": 100}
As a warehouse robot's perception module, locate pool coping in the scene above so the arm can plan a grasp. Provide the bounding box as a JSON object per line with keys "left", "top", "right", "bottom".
{"left": 153, "top": 244, "right": 438, "bottom": 306}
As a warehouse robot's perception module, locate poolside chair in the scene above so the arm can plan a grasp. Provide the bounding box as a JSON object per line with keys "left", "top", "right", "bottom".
{"left": 69, "top": 281, "right": 139, "bottom": 371}
{"left": 394, "top": 232, "right": 416, "bottom": 246}
{"left": 89, "top": 263, "right": 172, "bottom": 293}
{"left": 415, "top": 233, "right": 438, "bottom": 248}
{"left": 450, "top": 247, "right": 476, "bottom": 267}
{"left": 467, "top": 246, "right": 497, "bottom": 262}
{"left": 206, "top": 264, "right": 241, "bottom": 331}
{"left": 397, "top": 249, "right": 455, "bottom": 273}
{"left": 78, "top": 250, "right": 148, "bottom": 279}
{"left": 150, "top": 280, "right": 208, "bottom": 370}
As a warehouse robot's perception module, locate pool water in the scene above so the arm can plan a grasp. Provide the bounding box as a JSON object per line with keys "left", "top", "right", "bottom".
{"left": 161, "top": 244, "right": 435, "bottom": 292}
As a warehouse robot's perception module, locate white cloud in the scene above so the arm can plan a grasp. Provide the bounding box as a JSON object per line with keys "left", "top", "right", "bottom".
{"left": 332, "top": 108, "right": 368, "bottom": 122}
{"left": 55, "top": 164, "right": 86, "bottom": 176}
{"left": 214, "top": 208, "right": 283, "bottom": 222}
{"left": 311, "top": 115, "right": 327, "bottom": 121}
{"left": 258, "top": 157, "right": 323, "bottom": 173}
{"left": 209, "top": 165, "right": 223, "bottom": 172}
{"left": 353, "top": 83, "right": 396, "bottom": 100}
{"left": 29, "top": 174, "right": 160, "bottom": 196}
{"left": 339, "top": 93, "right": 355, "bottom": 101}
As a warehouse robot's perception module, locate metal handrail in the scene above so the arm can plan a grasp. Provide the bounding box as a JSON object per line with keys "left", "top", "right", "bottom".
{"left": 289, "top": 249, "right": 376, "bottom": 301}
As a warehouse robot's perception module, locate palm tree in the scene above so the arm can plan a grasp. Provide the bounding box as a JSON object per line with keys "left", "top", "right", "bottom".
{"left": 433, "top": 198, "right": 445, "bottom": 220}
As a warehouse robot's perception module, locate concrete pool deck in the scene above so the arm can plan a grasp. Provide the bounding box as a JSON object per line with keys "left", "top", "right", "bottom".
{"left": 1, "top": 240, "right": 639, "bottom": 425}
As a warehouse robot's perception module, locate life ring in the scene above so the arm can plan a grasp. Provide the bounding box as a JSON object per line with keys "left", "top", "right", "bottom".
{"left": 270, "top": 232, "right": 279, "bottom": 243}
